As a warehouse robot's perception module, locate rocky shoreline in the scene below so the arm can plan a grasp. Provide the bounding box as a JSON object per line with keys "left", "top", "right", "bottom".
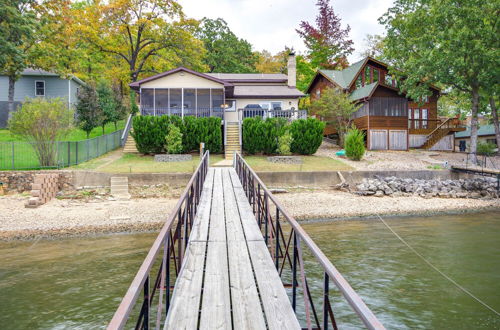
{"left": 1, "top": 190, "right": 498, "bottom": 241}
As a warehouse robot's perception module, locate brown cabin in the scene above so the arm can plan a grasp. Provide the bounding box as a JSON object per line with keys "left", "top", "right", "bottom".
{"left": 307, "top": 57, "right": 464, "bottom": 151}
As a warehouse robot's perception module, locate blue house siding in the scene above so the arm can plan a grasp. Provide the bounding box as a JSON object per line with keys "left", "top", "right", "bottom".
{"left": 0, "top": 73, "right": 84, "bottom": 128}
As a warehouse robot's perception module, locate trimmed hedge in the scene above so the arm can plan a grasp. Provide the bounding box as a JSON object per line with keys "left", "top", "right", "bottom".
{"left": 242, "top": 117, "right": 324, "bottom": 155}
{"left": 131, "top": 115, "right": 222, "bottom": 154}
{"left": 289, "top": 118, "right": 325, "bottom": 155}
{"left": 242, "top": 117, "right": 287, "bottom": 154}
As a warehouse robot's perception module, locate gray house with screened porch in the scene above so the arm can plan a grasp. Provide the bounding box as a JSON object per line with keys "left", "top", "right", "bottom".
{"left": 0, "top": 69, "right": 85, "bottom": 128}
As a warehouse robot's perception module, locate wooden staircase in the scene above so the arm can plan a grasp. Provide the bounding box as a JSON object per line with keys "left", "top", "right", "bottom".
{"left": 225, "top": 122, "right": 241, "bottom": 160}
{"left": 421, "top": 118, "right": 452, "bottom": 150}
{"left": 123, "top": 134, "right": 138, "bottom": 153}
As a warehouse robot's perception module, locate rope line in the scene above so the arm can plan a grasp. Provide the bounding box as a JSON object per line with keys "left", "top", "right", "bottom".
{"left": 376, "top": 214, "right": 500, "bottom": 317}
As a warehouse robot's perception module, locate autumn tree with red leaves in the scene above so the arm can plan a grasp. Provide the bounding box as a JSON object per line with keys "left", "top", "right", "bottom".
{"left": 297, "top": 0, "right": 354, "bottom": 70}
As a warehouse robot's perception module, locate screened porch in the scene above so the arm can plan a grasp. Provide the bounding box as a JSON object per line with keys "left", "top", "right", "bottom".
{"left": 140, "top": 88, "right": 225, "bottom": 118}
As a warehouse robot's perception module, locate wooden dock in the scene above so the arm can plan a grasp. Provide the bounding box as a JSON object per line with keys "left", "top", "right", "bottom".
{"left": 164, "top": 168, "right": 300, "bottom": 329}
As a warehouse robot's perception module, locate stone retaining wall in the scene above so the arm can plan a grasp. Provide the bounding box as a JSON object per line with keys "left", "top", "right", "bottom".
{"left": 356, "top": 176, "right": 498, "bottom": 198}
{"left": 0, "top": 171, "right": 73, "bottom": 193}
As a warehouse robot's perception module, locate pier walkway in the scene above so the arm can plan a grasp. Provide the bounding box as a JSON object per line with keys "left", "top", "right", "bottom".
{"left": 165, "top": 168, "right": 299, "bottom": 329}
{"left": 108, "top": 152, "right": 384, "bottom": 330}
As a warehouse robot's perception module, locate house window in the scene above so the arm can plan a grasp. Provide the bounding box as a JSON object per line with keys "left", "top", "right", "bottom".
{"left": 373, "top": 69, "right": 379, "bottom": 83}
{"left": 355, "top": 75, "right": 362, "bottom": 89}
{"left": 259, "top": 103, "right": 270, "bottom": 110}
{"left": 364, "top": 66, "right": 371, "bottom": 85}
{"left": 169, "top": 89, "right": 182, "bottom": 115}
{"left": 271, "top": 101, "right": 282, "bottom": 110}
{"left": 315, "top": 89, "right": 321, "bottom": 98}
{"left": 487, "top": 138, "right": 497, "bottom": 146}
{"left": 35, "top": 81, "right": 45, "bottom": 96}
{"left": 211, "top": 89, "right": 224, "bottom": 111}
{"left": 183, "top": 89, "right": 196, "bottom": 112}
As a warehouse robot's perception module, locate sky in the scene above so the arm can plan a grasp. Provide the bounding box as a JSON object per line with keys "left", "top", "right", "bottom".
{"left": 177, "top": 0, "right": 394, "bottom": 63}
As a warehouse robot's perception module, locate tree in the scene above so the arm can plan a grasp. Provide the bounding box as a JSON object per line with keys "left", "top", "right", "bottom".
{"left": 308, "top": 87, "right": 360, "bottom": 146}
{"left": 255, "top": 49, "right": 288, "bottom": 73}
{"left": 296, "top": 55, "right": 316, "bottom": 92}
{"left": 75, "top": 84, "right": 103, "bottom": 138}
{"left": 96, "top": 82, "right": 118, "bottom": 134}
{"left": 76, "top": 0, "right": 206, "bottom": 82}
{"left": 197, "top": 18, "right": 258, "bottom": 73}
{"left": 8, "top": 97, "right": 73, "bottom": 167}
{"left": 296, "top": 0, "right": 354, "bottom": 69}
{"left": 0, "top": 0, "right": 38, "bottom": 118}
{"left": 344, "top": 128, "right": 365, "bottom": 161}
{"left": 380, "top": 0, "right": 499, "bottom": 159}
{"left": 360, "top": 34, "right": 386, "bottom": 60}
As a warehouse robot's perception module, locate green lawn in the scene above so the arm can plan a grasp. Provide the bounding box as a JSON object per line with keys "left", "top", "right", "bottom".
{"left": 0, "top": 121, "right": 125, "bottom": 170}
{"left": 72, "top": 153, "right": 226, "bottom": 173}
{"left": 72, "top": 153, "right": 352, "bottom": 173}
{"left": 0, "top": 120, "right": 125, "bottom": 142}
{"left": 244, "top": 155, "right": 352, "bottom": 172}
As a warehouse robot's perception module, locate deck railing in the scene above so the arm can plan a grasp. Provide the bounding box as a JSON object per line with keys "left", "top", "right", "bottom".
{"left": 238, "top": 108, "right": 307, "bottom": 121}
{"left": 140, "top": 107, "right": 224, "bottom": 119}
{"left": 234, "top": 152, "right": 385, "bottom": 330}
{"left": 107, "top": 151, "right": 210, "bottom": 330}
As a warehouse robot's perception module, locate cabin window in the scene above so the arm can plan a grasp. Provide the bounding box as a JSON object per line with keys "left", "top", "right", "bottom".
{"left": 141, "top": 89, "right": 154, "bottom": 113}
{"left": 315, "top": 89, "right": 321, "bottom": 98}
{"left": 355, "top": 75, "right": 362, "bottom": 89}
{"left": 35, "top": 81, "right": 45, "bottom": 96}
{"left": 373, "top": 69, "right": 379, "bottom": 83}
{"left": 364, "top": 67, "right": 371, "bottom": 85}
{"left": 370, "top": 97, "right": 408, "bottom": 117}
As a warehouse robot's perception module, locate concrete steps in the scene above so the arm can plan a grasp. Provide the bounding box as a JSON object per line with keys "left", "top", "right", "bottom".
{"left": 225, "top": 122, "right": 241, "bottom": 160}
{"left": 123, "top": 134, "right": 138, "bottom": 153}
{"left": 110, "top": 176, "right": 131, "bottom": 200}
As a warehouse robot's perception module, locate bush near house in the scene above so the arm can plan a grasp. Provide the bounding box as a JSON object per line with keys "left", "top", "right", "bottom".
{"left": 242, "top": 117, "right": 324, "bottom": 155}
{"left": 344, "top": 128, "right": 365, "bottom": 161}
{"left": 289, "top": 118, "right": 325, "bottom": 155}
{"left": 242, "top": 117, "right": 288, "bottom": 154}
{"left": 477, "top": 142, "right": 496, "bottom": 156}
{"left": 131, "top": 115, "right": 222, "bottom": 154}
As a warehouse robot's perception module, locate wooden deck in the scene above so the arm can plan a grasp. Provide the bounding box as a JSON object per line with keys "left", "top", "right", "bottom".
{"left": 164, "top": 168, "right": 300, "bottom": 330}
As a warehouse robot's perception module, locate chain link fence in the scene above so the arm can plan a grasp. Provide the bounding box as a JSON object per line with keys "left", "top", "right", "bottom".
{"left": 0, "top": 130, "right": 123, "bottom": 170}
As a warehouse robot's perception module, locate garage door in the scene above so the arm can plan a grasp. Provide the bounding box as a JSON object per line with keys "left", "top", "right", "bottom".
{"left": 389, "top": 130, "right": 408, "bottom": 150}
{"left": 370, "top": 130, "right": 388, "bottom": 150}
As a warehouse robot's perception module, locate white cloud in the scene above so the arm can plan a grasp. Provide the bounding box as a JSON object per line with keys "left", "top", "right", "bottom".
{"left": 178, "top": 0, "right": 394, "bottom": 63}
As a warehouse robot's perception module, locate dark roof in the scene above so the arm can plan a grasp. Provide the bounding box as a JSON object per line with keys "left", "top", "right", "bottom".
{"left": 129, "top": 67, "right": 232, "bottom": 89}
{"left": 455, "top": 124, "right": 496, "bottom": 138}
{"left": 206, "top": 73, "right": 287, "bottom": 83}
{"left": 232, "top": 85, "right": 304, "bottom": 98}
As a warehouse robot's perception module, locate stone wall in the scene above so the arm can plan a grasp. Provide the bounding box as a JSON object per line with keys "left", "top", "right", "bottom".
{"left": 0, "top": 171, "right": 74, "bottom": 193}
{"left": 356, "top": 176, "right": 498, "bottom": 198}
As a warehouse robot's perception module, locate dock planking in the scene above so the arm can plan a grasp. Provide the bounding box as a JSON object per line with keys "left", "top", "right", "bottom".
{"left": 164, "top": 168, "right": 300, "bottom": 329}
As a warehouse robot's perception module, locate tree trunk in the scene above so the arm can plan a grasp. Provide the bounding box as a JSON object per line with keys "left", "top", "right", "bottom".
{"left": 469, "top": 87, "right": 480, "bottom": 163}
{"left": 102, "top": 125, "right": 105, "bottom": 135}
{"left": 114, "top": 121, "right": 117, "bottom": 130}
{"left": 490, "top": 97, "right": 499, "bottom": 155}
{"left": 7, "top": 75, "right": 16, "bottom": 120}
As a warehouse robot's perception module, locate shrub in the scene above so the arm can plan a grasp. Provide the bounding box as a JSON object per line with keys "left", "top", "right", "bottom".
{"left": 477, "top": 141, "right": 496, "bottom": 156}
{"left": 290, "top": 118, "right": 325, "bottom": 155}
{"left": 9, "top": 97, "right": 73, "bottom": 167}
{"left": 242, "top": 117, "right": 287, "bottom": 154}
{"left": 165, "top": 124, "right": 183, "bottom": 154}
{"left": 344, "top": 128, "right": 365, "bottom": 160}
{"left": 278, "top": 130, "right": 293, "bottom": 155}
{"left": 131, "top": 115, "right": 221, "bottom": 154}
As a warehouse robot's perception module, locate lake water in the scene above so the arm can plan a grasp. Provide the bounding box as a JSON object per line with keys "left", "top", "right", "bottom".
{"left": 0, "top": 211, "right": 498, "bottom": 329}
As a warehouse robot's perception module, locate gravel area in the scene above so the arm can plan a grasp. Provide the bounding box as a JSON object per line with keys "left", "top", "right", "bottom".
{"left": 1, "top": 191, "right": 498, "bottom": 240}
{"left": 316, "top": 141, "right": 500, "bottom": 171}
{"left": 278, "top": 190, "right": 500, "bottom": 220}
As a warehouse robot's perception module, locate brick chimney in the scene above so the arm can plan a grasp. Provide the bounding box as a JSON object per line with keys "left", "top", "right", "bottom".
{"left": 287, "top": 52, "right": 296, "bottom": 88}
